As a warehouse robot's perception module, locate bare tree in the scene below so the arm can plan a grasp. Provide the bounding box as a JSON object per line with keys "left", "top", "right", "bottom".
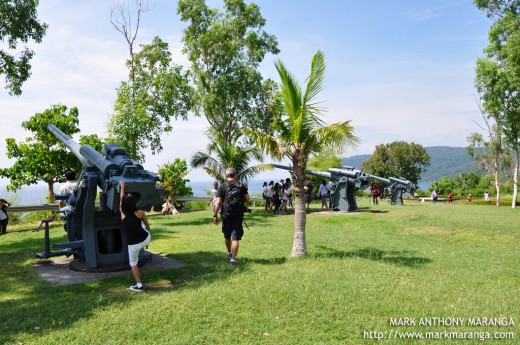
{"left": 110, "top": 0, "right": 149, "bottom": 82}
{"left": 467, "top": 100, "right": 510, "bottom": 206}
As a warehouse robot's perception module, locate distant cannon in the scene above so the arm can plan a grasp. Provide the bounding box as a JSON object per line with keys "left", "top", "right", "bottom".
{"left": 34, "top": 124, "right": 164, "bottom": 269}
{"left": 329, "top": 167, "right": 415, "bottom": 205}
{"left": 355, "top": 173, "right": 415, "bottom": 205}
{"left": 272, "top": 164, "right": 365, "bottom": 211}
{"left": 272, "top": 164, "right": 415, "bottom": 211}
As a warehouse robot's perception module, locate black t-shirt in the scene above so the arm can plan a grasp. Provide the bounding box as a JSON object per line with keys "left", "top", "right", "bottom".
{"left": 305, "top": 182, "right": 314, "bottom": 195}
{"left": 122, "top": 212, "right": 149, "bottom": 245}
{"left": 216, "top": 180, "right": 249, "bottom": 218}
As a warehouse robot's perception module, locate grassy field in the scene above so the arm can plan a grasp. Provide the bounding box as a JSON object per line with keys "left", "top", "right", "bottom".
{"left": 1, "top": 199, "right": 518, "bottom": 344}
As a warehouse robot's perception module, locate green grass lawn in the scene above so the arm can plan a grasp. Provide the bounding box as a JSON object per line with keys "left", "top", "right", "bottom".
{"left": 1, "top": 199, "right": 519, "bottom": 344}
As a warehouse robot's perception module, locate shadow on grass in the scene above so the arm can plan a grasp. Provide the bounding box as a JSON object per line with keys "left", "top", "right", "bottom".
{"left": 355, "top": 207, "right": 389, "bottom": 214}
{"left": 314, "top": 246, "right": 432, "bottom": 268}
{"left": 0, "top": 231, "right": 65, "bottom": 257}
{"left": 0, "top": 282, "right": 132, "bottom": 344}
{"left": 159, "top": 217, "right": 211, "bottom": 227}
{"left": 156, "top": 213, "right": 269, "bottom": 229}
{"left": 2, "top": 248, "right": 285, "bottom": 343}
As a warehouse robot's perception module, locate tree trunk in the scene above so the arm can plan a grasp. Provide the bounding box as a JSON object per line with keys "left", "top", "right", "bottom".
{"left": 48, "top": 180, "right": 55, "bottom": 204}
{"left": 291, "top": 183, "right": 307, "bottom": 257}
{"left": 291, "top": 164, "right": 307, "bottom": 257}
{"left": 512, "top": 152, "right": 519, "bottom": 208}
{"left": 494, "top": 169, "right": 500, "bottom": 207}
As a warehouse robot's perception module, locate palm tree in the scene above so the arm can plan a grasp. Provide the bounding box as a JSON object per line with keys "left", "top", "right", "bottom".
{"left": 190, "top": 129, "right": 269, "bottom": 183}
{"left": 245, "top": 50, "right": 359, "bottom": 257}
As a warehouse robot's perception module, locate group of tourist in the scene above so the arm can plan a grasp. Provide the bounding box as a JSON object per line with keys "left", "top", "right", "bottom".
{"left": 260, "top": 178, "right": 337, "bottom": 211}
{"left": 432, "top": 190, "right": 490, "bottom": 204}
{"left": 261, "top": 178, "right": 293, "bottom": 214}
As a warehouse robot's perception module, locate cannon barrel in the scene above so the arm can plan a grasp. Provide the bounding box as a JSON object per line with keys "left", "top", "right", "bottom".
{"left": 389, "top": 177, "right": 415, "bottom": 191}
{"left": 305, "top": 169, "right": 332, "bottom": 180}
{"left": 364, "top": 173, "right": 391, "bottom": 185}
{"left": 79, "top": 145, "right": 119, "bottom": 177}
{"left": 48, "top": 124, "right": 120, "bottom": 176}
{"left": 389, "top": 176, "right": 412, "bottom": 186}
{"left": 328, "top": 168, "right": 359, "bottom": 179}
{"left": 271, "top": 163, "right": 332, "bottom": 180}
{"left": 47, "top": 124, "right": 92, "bottom": 168}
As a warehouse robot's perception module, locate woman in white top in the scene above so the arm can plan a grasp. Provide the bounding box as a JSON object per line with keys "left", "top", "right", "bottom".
{"left": 317, "top": 180, "right": 329, "bottom": 209}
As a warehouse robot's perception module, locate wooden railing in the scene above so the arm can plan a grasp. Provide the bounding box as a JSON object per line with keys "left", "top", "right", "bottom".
{"left": 8, "top": 196, "right": 265, "bottom": 213}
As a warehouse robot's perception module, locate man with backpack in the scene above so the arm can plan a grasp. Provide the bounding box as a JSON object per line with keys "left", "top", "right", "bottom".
{"left": 213, "top": 168, "right": 250, "bottom": 266}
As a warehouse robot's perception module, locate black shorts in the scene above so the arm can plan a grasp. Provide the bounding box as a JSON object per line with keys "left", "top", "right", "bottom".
{"left": 222, "top": 217, "right": 244, "bottom": 241}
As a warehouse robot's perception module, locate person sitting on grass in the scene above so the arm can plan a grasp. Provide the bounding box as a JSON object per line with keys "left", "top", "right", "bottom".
{"left": 162, "top": 196, "right": 179, "bottom": 215}
{"left": 120, "top": 181, "right": 151, "bottom": 292}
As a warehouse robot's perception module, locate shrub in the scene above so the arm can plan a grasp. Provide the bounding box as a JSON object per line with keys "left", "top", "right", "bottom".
{"left": 185, "top": 200, "right": 207, "bottom": 211}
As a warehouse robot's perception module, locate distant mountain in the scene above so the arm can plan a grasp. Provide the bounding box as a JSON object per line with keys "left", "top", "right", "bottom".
{"left": 342, "top": 146, "right": 483, "bottom": 182}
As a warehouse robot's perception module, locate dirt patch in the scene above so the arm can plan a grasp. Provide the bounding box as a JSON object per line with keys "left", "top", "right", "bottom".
{"left": 406, "top": 226, "right": 457, "bottom": 235}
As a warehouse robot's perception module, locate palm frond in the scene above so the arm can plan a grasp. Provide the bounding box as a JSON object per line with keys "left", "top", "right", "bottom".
{"left": 275, "top": 59, "right": 302, "bottom": 120}
{"left": 203, "top": 167, "right": 226, "bottom": 183}
{"left": 244, "top": 128, "right": 290, "bottom": 160}
{"left": 305, "top": 121, "right": 360, "bottom": 156}
{"left": 237, "top": 164, "right": 272, "bottom": 183}
{"left": 303, "top": 51, "right": 326, "bottom": 110}
{"left": 190, "top": 151, "right": 212, "bottom": 168}
{"left": 191, "top": 151, "right": 225, "bottom": 180}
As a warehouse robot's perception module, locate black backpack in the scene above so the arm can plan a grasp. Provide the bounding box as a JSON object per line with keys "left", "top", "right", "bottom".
{"left": 223, "top": 181, "right": 245, "bottom": 217}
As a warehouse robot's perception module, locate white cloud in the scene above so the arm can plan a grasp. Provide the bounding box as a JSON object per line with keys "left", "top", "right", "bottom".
{"left": 407, "top": 1, "right": 466, "bottom": 22}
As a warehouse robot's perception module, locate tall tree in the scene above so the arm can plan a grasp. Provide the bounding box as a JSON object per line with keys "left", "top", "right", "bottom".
{"left": 0, "top": 0, "right": 47, "bottom": 95}
{"left": 107, "top": 37, "right": 193, "bottom": 161}
{"left": 110, "top": 0, "right": 149, "bottom": 83}
{"left": 474, "top": 0, "right": 520, "bottom": 207}
{"left": 191, "top": 130, "right": 267, "bottom": 183}
{"left": 0, "top": 105, "right": 81, "bottom": 203}
{"left": 467, "top": 102, "right": 510, "bottom": 206}
{"left": 177, "top": 0, "right": 280, "bottom": 144}
{"left": 245, "top": 51, "right": 359, "bottom": 257}
{"left": 361, "top": 141, "right": 430, "bottom": 185}
{"left": 308, "top": 149, "right": 343, "bottom": 172}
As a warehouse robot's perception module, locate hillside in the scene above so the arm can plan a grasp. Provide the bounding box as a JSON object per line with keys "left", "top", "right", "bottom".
{"left": 342, "top": 146, "right": 483, "bottom": 182}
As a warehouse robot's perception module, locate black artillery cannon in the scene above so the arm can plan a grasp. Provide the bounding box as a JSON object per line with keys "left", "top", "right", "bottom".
{"left": 34, "top": 124, "right": 164, "bottom": 270}
{"left": 272, "top": 164, "right": 415, "bottom": 211}
{"left": 358, "top": 173, "right": 415, "bottom": 206}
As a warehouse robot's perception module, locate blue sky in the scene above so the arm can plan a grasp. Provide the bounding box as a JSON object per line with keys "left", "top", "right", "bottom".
{"left": 0, "top": 0, "right": 492, "bottom": 182}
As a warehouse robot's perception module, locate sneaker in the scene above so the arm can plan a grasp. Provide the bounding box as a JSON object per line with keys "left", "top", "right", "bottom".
{"left": 226, "top": 252, "right": 232, "bottom": 260}
{"left": 230, "top": 259, "right": 236, "bottom": 266}
{"left": 129, "top": 285, "right": 144, "bottom": 292}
